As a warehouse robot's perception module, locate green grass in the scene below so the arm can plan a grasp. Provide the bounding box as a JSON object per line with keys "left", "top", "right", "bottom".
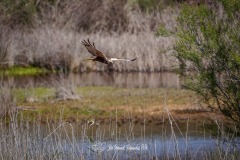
{"left": 133, "top": 0, "right": 177, "bottom": 12}
{"left": 12, "top": 86, "right": 195, "bottom": 121}
{"left": 155, "top": 25, "right": 172, "bottom": 37}
{"left": 0, "top": 66, "right": 48, "bottom": 76}
{"left": 13, "top": 87, "right": 55, "bottom": 103}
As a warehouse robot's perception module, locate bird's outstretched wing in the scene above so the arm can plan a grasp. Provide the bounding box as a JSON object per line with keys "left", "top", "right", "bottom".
{"left": 110, "top": 57, "right": 137, "bottom": 62}
{"left": 81, "top": 39, "right": 108, "bottom": 60}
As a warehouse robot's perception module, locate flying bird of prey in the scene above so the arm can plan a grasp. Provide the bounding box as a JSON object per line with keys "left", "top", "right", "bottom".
{"left": 82, "top": 39, "right": 137, "bottom": 65}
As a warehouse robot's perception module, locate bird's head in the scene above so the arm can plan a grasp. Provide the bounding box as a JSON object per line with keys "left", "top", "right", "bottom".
{"left": 107, "top": 59, "right": 113, "bottom": 65}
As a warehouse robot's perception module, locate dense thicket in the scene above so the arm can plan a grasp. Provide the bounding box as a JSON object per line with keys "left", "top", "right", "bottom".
{"left": 176, "top": 0, "right": 240, "bottom": 126}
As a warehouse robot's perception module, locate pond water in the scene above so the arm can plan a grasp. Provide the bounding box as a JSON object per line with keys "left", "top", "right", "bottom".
{"left": 78, "top": 137, "right": 217, "bottom": 159}
{"left": 2, "top": 118, "right": 238, "bottom": 159}
{"left": 3, "top": 72, "right": 180, "bottom": 88}
{"left": 1, "top": 72, "right": 239, "bottom": 159}
{"left": 39, "top": 121, "right": 236, "bottom": 159}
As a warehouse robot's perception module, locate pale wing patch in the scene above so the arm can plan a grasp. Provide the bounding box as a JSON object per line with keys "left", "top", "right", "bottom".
{"left": 110, "top": 57, "right": 137, "bottom": 62}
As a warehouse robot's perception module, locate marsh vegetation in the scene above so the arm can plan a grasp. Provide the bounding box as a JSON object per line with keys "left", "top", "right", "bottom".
{"left": 0, "top": 0, "right": 240, "bottom": 159}
{"left": 1, "top": 72, "right": 239, "bottom": 159}
{"left": 0, "top": 0, "right": 177, "bottom": 72}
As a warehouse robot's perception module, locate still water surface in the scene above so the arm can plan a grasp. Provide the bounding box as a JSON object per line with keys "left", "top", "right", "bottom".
{"left": 3, "top": 72, "right": 180, "bottom": 88}
{"left": 40, "top": 121, "right": 226, "bottom": 159}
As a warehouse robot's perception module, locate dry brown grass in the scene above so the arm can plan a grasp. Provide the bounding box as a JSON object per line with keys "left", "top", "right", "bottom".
{"left": 3, "top": 28, "right": 177, "bottom": 72}
{"left": 0, "top": 0, "right": 179, "bottom": 72}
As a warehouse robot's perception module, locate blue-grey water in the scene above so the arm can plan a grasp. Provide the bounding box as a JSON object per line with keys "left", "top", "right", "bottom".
{"left": 78, "top": 137, "right": 216, "bottom": 159}
{"left": 42, "top": 134, "right": 238, "bottom": 160}
{"left": 38, "top": 121, "right": 240, "bottom": 159}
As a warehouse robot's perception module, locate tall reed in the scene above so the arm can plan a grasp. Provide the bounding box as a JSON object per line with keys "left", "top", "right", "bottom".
{"left": 0, "top": 85, "right": 239, "bottom": 159}
{"left": 0, "top": 0, "right": 179, "bottom": 72}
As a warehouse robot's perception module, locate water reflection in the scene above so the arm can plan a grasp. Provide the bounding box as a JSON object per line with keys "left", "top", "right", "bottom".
{"left": 80, "top": 137, "right": 217, "bottom": 159}
{"left": 39, "top": 121, "right": 227, "bottom": 159}
{"left": 3, "top": 72, "right": 180, "bottom": 88}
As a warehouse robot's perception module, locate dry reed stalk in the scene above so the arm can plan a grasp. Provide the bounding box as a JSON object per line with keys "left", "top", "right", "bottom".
{"left": 0, "top": 81, "right": 16, "bottom": 118}
{"left": 0, "top": 1, "right": 179, "bottom": 72}
{"left": 0, "top": 106, "right": 239, "bottom": 159}
{"left": 3, "top": 27, "right": 177, "bottom": 72}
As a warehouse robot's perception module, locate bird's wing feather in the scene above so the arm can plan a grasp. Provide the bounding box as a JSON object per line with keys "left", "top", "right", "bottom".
{"left": 110, "top": 57, "right": 137, "bottom": 62}
{"left": 81, "top": 39, "right": 108, "bottom": 60}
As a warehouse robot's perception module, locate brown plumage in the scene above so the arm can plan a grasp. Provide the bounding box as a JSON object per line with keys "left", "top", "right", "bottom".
{"left": 82, "top": 39, "right": 137, "bottom": 65}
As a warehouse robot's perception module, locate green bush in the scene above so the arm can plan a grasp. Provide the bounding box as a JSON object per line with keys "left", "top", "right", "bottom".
{"left": 0, "top": 0, "right": 37, "bottom": 27}
{"left": 135, "top": 0, "right": 176, "bottom": 12}
{"left": 175, "top": 1, "right": 240, "bottom": 126}
{"left": 155, "top": 25, "right": 172, "bottom": 37}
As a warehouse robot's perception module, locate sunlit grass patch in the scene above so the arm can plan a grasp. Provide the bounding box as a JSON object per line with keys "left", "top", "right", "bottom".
{"left": 13, "top": 87, "right": 55, "bottom": 103}
{"left": 0, "top": 66, "right": 48, "bottom": 76}
{"left": 13, "top": 86, "right": 195, "bottom": 121}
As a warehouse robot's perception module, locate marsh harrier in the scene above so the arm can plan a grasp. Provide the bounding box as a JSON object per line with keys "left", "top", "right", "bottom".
{"left": 82, "top": 39, "right": 136, "bottom": 65}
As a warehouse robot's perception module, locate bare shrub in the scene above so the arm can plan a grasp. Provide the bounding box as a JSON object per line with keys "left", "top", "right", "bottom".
{"left": 53, "top": 74, "right": 79, "bottom": 101}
